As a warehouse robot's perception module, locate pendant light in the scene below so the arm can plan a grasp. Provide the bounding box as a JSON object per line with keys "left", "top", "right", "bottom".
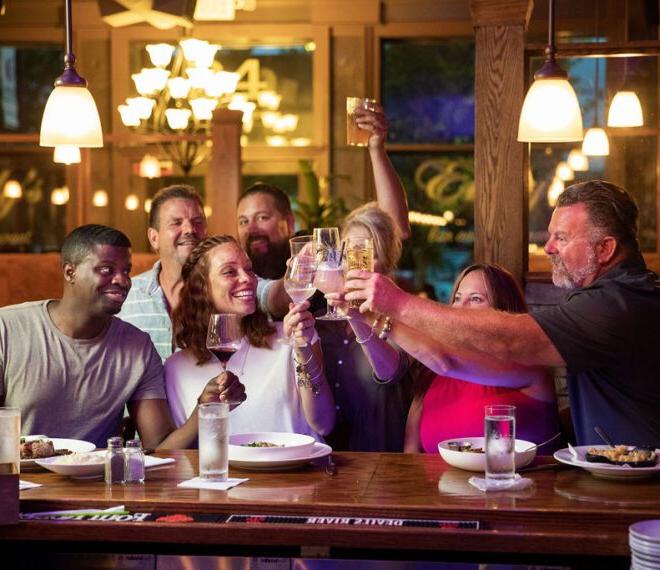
{"left": 40, "top": 0, "right": 103, "bottom": 148}
{"left": 567, "top": 148, "right": 589, "bottom": 171}
{"left": 582, "top": 58, "right": 610, "bottom": 156}
{"left": 607, "top": 1, "right": 644, "bottom": 127}
{"left": 518, "top": 0, "right": 583, "bottom": 142}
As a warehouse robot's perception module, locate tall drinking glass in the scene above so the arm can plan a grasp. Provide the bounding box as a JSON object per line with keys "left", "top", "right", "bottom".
{"left": 346, "top": 97, "right": 376, "bottom": 147}
{"left": 198, "top": 402, "right": 229, "bottom": 481}
{"left": 484, "top": 405, "right": 516, "bottom": 486}
{"left": 206, "top": 314, "right": 242, "bottom": 371}
{"left": 313, "top": 227, "right": 348, "bottom": 321}
{"left": 289, "top": 235, "right": 314, "bottom": 257}
{"left": 345, "top": 236, "right": 374, "bottom": 309}
{"left": 0, "top": 407, "right": 20, "bottom": 475}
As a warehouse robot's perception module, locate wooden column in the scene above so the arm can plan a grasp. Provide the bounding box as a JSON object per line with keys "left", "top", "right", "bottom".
{"left": 207, "top": 109, "right": 243, "bottom": 238}
{"left": 470, "top": 0, "right": 533, "bottom": 285}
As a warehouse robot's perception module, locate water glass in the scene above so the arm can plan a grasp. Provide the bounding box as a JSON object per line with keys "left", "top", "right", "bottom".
{"left": 484, "top": 405, "right": 516, "bottom": 485}
{"left": 346, "top": 96, "right": 376, "bottom": 146}
{"left": 0, "top": 407, "right": 20, "bottom": 475}
{"left": 198, "top": 402, "right": 229, "bottom": 481}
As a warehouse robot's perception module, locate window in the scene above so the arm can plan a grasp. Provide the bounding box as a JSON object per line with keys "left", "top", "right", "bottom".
{"left": 380, "top": 36, "right": 475, "bottom": 301}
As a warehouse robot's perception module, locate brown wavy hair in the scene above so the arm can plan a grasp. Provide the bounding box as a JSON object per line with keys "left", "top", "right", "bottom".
{"left": 449, "top": 263, "right": 527, "bottom": 313}
{"left": 172, "top": 235, "right": 275, "bottom": 364}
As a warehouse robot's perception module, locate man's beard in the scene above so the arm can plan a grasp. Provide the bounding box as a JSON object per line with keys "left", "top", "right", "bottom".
{"left": 550, "top": 248, "right": 599, "bottom": 289}
{"left": 247, "top": 237, "right": 290, "bottom": 279}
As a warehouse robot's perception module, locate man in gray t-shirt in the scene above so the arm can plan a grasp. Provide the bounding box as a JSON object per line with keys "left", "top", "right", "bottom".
{"left": 0, "top": 224, "right": 245, "bottom": 449}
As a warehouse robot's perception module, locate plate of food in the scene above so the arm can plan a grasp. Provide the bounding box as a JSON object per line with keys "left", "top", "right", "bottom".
{"left": 21, "top": 437, "right": 96, "bottom": 469}
{"left": 34, "top": 451, "right": 175, "bottom": 479}
{"left": 228, "top": 432, "right": 316, "bottom": 462}
{"left": 437, "top": 437, "right": 537, "bottom": 472}
{"left": 35, "top": 450, "right": 107, "bottom": 478}
{"left": 553, "top": 445, "right": 660, "bottom": 480}
{"left": 229, "top": 441, "right": 332, "bottom": 471}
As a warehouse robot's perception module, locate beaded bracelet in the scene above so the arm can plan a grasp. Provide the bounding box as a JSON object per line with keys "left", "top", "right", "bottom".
{"left": 295, "top": 361, "right": 321, "bottom": 395}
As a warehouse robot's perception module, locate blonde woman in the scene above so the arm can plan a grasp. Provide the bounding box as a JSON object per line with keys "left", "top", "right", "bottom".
{"left": 320, "top": 203, "right": 411, "bottom": 452}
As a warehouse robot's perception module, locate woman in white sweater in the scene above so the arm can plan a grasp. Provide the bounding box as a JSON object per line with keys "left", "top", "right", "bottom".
{"left": 164, "top": 235, "right": 335, "bottom": 440}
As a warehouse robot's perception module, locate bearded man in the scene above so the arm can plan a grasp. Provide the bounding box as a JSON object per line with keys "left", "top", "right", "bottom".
{"left": 345, "top": 180, "right": 660, "bottom": 446}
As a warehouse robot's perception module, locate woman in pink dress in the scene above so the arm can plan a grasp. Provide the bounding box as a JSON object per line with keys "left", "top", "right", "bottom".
{"left": 400, "top": 264, "right": 560, "bottom": 453}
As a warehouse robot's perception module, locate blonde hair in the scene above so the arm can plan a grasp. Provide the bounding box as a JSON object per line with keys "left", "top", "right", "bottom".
{"left": 341, "top": 202, "right": 401, "bottom": 275}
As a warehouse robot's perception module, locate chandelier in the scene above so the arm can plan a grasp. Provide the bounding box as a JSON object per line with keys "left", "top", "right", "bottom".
{"left": 117, "top": 38, "right": 300, "bottom": 175}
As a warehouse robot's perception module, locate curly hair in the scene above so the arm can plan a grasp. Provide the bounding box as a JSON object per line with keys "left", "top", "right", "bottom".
{"left": 172, "top": 235, "right": 275, "bottom": 364}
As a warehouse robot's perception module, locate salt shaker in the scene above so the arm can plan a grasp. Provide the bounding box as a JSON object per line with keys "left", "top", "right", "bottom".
{"left": 105, "top": 436, "right": 125, "bottom": 484}
{"left": 124, "top": 439, "right": 145, "bottom": 484}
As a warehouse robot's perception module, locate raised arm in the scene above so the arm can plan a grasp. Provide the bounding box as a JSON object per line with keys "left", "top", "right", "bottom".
{"left": 344, "top": 271, "right": 565, "bottom": 368}
{"left": 390, "top": 320, "right": 544, "bottom": 388}
{"left": 284, "top": 301, "right": 336, "bottom": 435}
{"left": 325, "top": 295, "right": 405, "bottom": 382}
{"left": 356, "top": 105, "right": 411, "bottom": 239}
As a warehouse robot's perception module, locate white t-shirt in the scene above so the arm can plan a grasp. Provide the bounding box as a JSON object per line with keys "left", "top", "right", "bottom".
{"left": 164, "top": 323, "right": 321, "bottom": 440}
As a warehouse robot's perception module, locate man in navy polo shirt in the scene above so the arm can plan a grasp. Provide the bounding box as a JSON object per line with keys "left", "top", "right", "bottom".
{"left": 345, "top": 180, "right": 660, "bottom": 446}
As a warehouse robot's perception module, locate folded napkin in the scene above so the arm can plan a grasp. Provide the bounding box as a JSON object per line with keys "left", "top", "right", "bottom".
{"left": 177, "top": 477, "right": 248, "bottom": 491}
{"left": 468, "top": 474, "right": 533, "bottom": 492}
{"left": 145, "top": 456, "right": 175, "bottom": 469}
{"left": 19, "top": 480, "right": 42, "bottom": 491}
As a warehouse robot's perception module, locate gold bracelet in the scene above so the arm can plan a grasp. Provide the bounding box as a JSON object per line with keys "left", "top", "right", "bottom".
{"left": 293, "top": 350, "right": 313, "bottom": 366}
{"left": 378, "top": 316, "right": 392, "bottom": 340}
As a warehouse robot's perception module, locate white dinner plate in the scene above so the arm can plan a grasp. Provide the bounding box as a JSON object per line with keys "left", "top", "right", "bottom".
{"left": 35, "top": 453, "right": 175, "bottom": 479}
{"left": 21, "top": 437, "right": 96, "bottom": 469}
{"left": 554, "top": 446, "right": 660, "bottom": 480}
{"left": 229, "top": 442, "right": 332, "bottom": 471}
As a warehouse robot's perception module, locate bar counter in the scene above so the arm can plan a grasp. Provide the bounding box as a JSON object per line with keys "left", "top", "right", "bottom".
{"left": 4, "top": 451, "right": 660, "bottom": 565}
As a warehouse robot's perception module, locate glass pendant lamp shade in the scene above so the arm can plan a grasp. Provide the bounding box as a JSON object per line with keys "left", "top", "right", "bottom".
{"left": 40, "top": 85, "right": 103, "bottom": 147}
{"left": 567, "top": 148, "right": 589, "bottom": 171}
{"left": 40, "top": 0, "right": 103, "bottom": 148}
{"left": 146, "top": 43, "right": 175, "bottom": 67}
{"left": 547, "top": 177, "right": 565, "bottom": 207}
{"left": 607, "top": 91, "right": 644, "bottom": 127}
{"left": 581, "top": 127, "right": 610, "bottom": 156}
{"left": 139, "top": 154, "right": 161, "bottom": 178}
{"left": 518, "top": 78, "right": 583, "bottom": 142}
{"left": 53, "top": 144, "right": 81, "bottom": 164}
{"left": 555, "top": 161, "right": 574, "bottom": 181}
{"left": 517, "top": 0, "right": 583, "bottom": 143}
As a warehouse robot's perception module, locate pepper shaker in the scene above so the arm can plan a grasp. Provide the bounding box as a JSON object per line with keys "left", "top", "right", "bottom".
{"left": 105, "top": 436, "right": 125, "bottom": 484}
{"left": 124, "top": 439, "right": 145, "bottom": 484}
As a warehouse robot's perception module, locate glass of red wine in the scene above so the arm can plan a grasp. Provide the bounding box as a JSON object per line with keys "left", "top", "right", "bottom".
{"left": 206, "top": 314, "right": 242, "bottom": 371}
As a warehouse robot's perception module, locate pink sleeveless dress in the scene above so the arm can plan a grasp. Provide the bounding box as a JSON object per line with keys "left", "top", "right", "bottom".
{"left": 420, "top": 375, "right": 560, "bottom": 453}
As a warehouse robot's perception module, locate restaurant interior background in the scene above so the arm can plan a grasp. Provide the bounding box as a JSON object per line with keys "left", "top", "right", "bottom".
{"left": 0, "top": 0, "right": 658, "bottom": 304}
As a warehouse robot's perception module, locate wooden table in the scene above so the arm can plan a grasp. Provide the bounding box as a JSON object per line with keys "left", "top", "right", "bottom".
{"left": 3, "top": 451, "right": 659, "bottom": 566}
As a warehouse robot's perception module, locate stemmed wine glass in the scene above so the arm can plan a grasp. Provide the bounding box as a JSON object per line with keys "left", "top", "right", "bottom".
{"left": 313, "top": 227, "right": 349, "bottom": 321}
{"left": 283, "top": 251, "right": 317, "bottom": 345}
{"left": 206, "top": 314, "right": 242, "bottom": 371}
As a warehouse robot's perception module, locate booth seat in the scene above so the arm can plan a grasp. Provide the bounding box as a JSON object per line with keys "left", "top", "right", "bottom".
{"left": 0, "top": 253, "right": 158, "bottom": 308}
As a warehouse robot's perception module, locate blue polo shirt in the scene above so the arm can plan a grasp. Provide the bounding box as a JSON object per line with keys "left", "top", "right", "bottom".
{"left": 532, "top": 254, "right": 660, "bottom": 446}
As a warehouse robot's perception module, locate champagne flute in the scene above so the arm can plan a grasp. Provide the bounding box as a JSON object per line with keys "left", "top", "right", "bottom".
{"left": 313, "top": 227, "right": 349, "bottom": 321}
{"left": 206, "top": 314, "right": 242, "bottom": 371}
